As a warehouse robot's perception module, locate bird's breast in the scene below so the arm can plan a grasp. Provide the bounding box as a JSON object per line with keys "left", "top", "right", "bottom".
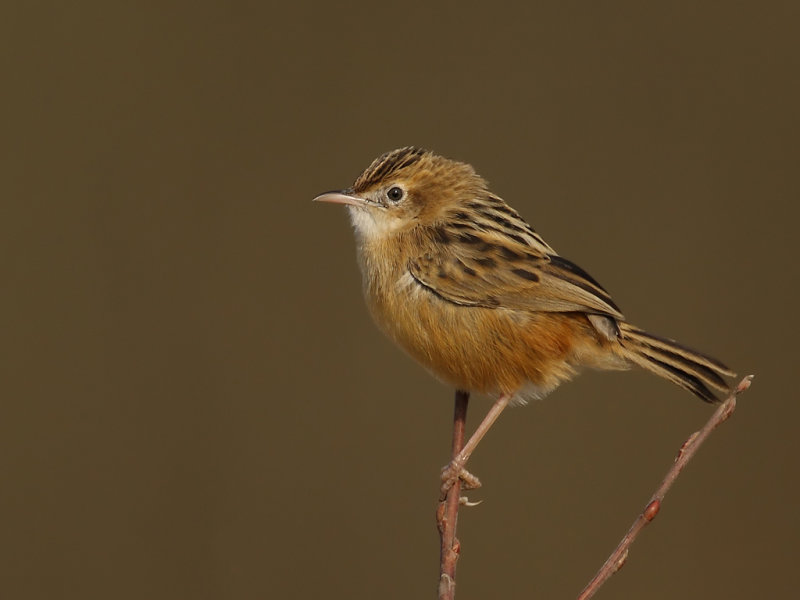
{"left": 357, "top": 251, "right": 585, "bottom": 397}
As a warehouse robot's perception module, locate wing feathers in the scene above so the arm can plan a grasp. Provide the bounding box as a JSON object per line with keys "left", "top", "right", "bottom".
{"left": 407, "top": 212, "right": 623, "bottom": 320}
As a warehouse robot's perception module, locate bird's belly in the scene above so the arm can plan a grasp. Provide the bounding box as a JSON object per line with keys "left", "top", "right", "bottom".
{"left": 367, "top": 282, "right": 587, "bottom": 398}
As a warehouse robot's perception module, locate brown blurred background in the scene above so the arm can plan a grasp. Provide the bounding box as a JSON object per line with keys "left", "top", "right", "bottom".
{"left": 3, "top": 2, "right": 798, "bottom": 599}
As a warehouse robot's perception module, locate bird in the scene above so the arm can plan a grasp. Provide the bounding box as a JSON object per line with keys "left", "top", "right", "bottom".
{"left": 314, "top": 146, "right": 735, "bottom": 491}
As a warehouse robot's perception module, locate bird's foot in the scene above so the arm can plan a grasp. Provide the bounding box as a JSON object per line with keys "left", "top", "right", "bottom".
{"left": 440, "top": 460, "right": 482, "bottom": 500}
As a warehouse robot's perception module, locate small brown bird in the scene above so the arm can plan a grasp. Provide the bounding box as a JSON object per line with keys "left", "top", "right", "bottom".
{"left": 315, "top": 147, "right": 734, "bottom": 487}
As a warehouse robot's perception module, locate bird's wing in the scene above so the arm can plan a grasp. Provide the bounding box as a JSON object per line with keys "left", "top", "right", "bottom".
{"left": 407, "top": 228, "right": 625, "bottom": 320}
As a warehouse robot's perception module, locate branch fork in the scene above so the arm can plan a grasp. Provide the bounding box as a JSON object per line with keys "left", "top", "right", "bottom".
{"left": 434, "top": 376, "right": 753, "bottom": 600}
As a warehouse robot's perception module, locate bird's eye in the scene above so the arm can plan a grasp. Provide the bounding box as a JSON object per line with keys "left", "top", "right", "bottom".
{"left": 386, "top": 186, "right": 404, "bottom": 202}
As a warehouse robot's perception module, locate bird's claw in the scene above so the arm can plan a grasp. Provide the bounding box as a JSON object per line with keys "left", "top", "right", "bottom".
{"left": 440, "top": 461, "right": 482, "bottom": 499}
{"left": 459, "top": 496, "right": 483, "bottom": 507}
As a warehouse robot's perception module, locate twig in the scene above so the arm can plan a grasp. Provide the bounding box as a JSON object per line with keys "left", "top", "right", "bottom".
{"left": 437, "top": 390, "right": 469, "bottom": 600}
{"left": 577, "top": 375, "right": 754, "bottom": 600}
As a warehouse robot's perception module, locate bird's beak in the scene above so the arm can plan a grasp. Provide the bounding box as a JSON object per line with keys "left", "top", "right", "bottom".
{"left": 313, "top": 190, "right": 369, "bottom": 207}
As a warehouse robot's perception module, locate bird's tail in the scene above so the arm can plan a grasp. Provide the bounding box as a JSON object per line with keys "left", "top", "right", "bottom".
{"left": 617, "top": 323, "right": 735, "bottom": 403}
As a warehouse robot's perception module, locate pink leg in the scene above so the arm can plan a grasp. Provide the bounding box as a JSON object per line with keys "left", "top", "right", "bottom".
{"left": 440, "top": 393, "right": 511, "bottom": 498}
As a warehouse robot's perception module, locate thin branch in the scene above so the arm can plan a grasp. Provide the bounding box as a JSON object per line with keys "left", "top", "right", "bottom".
{"left": 437, "top": 390, "right": 470, "bottom": 600}
{"left": 577, "top": 375, "right": 754, "bottom": 600}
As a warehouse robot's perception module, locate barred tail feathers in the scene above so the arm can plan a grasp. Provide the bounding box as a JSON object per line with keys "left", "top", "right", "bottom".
{"left": 617, "top": 323, "right": 735, "bottom": 403}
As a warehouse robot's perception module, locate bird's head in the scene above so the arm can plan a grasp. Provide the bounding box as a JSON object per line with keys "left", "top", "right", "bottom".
{"left": 314, "top": 147, "right": 487, "bottom": 240}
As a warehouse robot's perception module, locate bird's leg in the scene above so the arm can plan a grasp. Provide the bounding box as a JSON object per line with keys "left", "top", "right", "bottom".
{"left": 440, "top": 393, "right": 511, "bottom": 499}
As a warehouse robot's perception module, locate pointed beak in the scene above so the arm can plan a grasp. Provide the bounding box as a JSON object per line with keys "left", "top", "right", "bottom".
{"left": 313, "top": 190, "right": 368, "bottom": 207}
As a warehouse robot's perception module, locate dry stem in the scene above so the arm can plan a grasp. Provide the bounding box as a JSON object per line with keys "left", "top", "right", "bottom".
{"left": 437, "top": 390, "right": 469, "bottom": 600}
{"left": 577, "top": 375, "right": 754, "bottom": 600}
